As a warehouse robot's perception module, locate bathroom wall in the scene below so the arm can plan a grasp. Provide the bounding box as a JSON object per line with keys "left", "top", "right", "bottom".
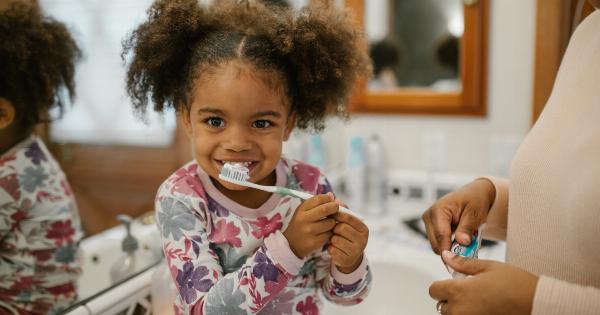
{"left": 287, "top": 0, "right": 537, "bottom": 176}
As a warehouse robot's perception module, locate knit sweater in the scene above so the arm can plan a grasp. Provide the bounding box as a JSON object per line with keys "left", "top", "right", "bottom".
{"left": 484, "top": 10, "right": 600, "bottom": 315}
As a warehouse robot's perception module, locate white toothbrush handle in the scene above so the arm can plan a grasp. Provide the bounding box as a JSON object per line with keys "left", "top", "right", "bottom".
{"left": 224, "top": 176, "right": 365, "bottom": 221}
{"left": 285, "top": 188, "right": 365, "bottom": 221}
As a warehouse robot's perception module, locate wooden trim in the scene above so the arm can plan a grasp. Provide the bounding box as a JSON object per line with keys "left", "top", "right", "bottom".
{"left": 50, "top": 122, "right": 191, "bottom": 235}
{"left": 532, "top": 0, "right": 574, "bottom": 124}
{"left": 348, "top": 0, "right": 489, "bottom": 116}
{"left": 532, "top": 1, "right": 596, "bottom": 124}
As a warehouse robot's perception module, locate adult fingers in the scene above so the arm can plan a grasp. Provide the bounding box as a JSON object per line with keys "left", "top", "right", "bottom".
{"left": 428, "top": 279, "right": 456, "bottom": 301}
{"left": 423, "top": 209, "right": 441, "bottom": 253}
{"left": 454, "top": 204, "right": 484, "bottom": 245}
{"left": 442, "top": 250, "right": 494, "bottom": 275}
{"left": 423, "top": 206, "right": 454, "bottom": 254}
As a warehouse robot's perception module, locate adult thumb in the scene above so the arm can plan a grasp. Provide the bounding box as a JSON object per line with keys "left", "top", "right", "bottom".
{"left": 454, "top": 207, "right": 482, "bottom": 245}
{"left": 442, "top": 250, "right": 492, "bottom": 275}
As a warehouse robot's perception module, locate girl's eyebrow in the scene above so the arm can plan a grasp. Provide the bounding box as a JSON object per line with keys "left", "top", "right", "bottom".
{"left": 252, "top": 110, "right": 282, "bottom": 118}
{"left": 196, "top": 107, "right": 225, "bottom": 115}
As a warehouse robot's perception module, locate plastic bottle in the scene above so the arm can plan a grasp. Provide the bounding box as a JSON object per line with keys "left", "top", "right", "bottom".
{"left": 366, "top": 135, "right": 387, "bottom": 215}
{"left": 306, "top": 134, "right": 326, "bottom": 170}
{"left": 109, "top": 215, "right": 140, "bottom": 284}
{"left": 345, "top": 136, "right": 367, "bottom": 213}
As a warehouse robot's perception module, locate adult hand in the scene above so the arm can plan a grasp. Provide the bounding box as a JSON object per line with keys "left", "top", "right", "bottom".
{"left": 329, "top": 202, "right": 369, "bottom": 274}
{"left": 430, "top": 251, "right": 538, "bottom": 315}
{"left": 283, "top": 193, "right": 338, "bottom": 258}
{"left": 422, "top": 178, "right": 496, "bottom": 254}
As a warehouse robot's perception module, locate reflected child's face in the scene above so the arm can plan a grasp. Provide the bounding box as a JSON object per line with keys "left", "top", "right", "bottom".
{"left": 183, "top": 61, "right": 295, "bottom": 192}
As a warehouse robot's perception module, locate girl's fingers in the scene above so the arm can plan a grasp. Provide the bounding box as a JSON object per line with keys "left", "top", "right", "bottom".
{"left": 333, "top": 211, "right": 368, "bottom": 233}
{"left": 299, "top": 194, "right": 333, "bottom": 212}
{"left": 333, "top": 222, "right": 364, "bottom": 242}
{"left": 310, "top": 218, "right": 337, "bottom": 234}
{"left": 305, "top": 202, "right": 339, "bottom": 222}
{"left": 330, "top": 234, "right": 356, "bottom": 255}
{"left": 314, "top": 231, "right": 333, "bottom": 248}
{"left": 327, "top": 243, "right": 350, "bottom": 258}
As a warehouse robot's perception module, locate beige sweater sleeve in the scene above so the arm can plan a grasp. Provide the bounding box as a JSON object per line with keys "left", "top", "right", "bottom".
{"left": 532, "top": 276, "right": 600, "bottom": 315}
{"left": 480, "top": 177, "right": 509, "bottom": 241}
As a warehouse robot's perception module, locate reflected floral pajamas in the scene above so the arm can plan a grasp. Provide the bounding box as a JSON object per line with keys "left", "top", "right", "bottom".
{"left": 0, "top": 136, "right": 83, "bottom": 315}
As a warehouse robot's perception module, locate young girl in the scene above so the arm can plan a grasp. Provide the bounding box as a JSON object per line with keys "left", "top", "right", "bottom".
{"left": 123, "top": 1, "right": 372, "bottom": 314}
{"left": 0, "top": 2, "right": 83, "bottom": 314}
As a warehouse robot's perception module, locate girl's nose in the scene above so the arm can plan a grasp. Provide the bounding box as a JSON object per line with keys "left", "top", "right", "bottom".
{"left": 222, "top": 125, "right": 252, "bottom": 152}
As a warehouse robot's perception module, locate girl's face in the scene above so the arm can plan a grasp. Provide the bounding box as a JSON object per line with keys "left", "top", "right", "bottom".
{"left": 183, "top": 61, "right": 295, "bottom": 192}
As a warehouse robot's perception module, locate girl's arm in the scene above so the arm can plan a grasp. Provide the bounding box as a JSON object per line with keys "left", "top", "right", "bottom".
{"left": 312, "top": 176, "right": 372, "bottom": 305}
{"left": 156, "top": 195, "right": 303, "bottom": 315}
{"left": 315, "top": 250, "right": 372, "bottom": 305}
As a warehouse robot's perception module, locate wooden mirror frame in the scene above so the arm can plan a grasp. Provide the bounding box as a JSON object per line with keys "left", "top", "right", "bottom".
{"left": 346, "top": 0, "right": 489, "bottom": 116}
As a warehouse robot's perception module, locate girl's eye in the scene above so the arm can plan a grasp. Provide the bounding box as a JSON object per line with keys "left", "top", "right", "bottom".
{"left": 205, "top": 117, "right": 225, "bottom": 128}
{"left": 252, "top": 120, "right": 272, "bottom": 129}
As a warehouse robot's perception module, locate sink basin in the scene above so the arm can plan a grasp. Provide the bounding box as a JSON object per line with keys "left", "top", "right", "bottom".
{"left": 77, "top": 221, "right": 162, "bottom": 299}
{"left": 322, "top": 238, "right": 448, "bottom": 315}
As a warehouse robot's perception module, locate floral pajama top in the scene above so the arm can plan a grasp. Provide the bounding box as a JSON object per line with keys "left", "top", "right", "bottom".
{"left": 155, "top": 158, "right": 371, "bottom": 315}
{"left": 0, "top": 135, "right": 83, "bottom": 315}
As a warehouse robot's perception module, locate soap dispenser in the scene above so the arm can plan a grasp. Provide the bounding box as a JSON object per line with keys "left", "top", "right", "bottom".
{"left": 110, "top": 214, "right": 139, "bottom": 284}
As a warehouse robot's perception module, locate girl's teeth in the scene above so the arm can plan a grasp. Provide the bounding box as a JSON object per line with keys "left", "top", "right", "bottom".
{"left": 223, "top": 161, "right": 253, "bottom": 167}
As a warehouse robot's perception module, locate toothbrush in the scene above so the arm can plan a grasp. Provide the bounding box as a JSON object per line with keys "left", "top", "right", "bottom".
{"left": 219, "top": 163, "right": 365, "bottom": 221}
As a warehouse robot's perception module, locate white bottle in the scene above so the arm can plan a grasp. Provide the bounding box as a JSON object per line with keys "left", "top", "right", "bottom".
{"left": 109, "top": 215, "right": 140, "bottom": 284}
{"left": 345, "top": 136, "right": 367, "bottom": 213}
{"left": 366, "top": 135, "right": 387, "bottom": 215}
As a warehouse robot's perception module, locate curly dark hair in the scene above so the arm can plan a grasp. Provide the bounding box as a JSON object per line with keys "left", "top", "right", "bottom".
{"left": 122, "top": 0, "right": 371, "bottom": 131}
{"left": 0, "top": 2, "right": 81, "bottom": 131}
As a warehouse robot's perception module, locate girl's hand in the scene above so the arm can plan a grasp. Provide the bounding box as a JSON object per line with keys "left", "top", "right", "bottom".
{"left": 422, "top": 178, "right": 496, "bottom": 254}
{"left": 430, "top": 251, "right": 538, "bottom": 315}
{"left": 283, "top": 193, "right": 338, "bottom": 258}
{"left": 329, "top": 209, "right": 369, "bottom": 274}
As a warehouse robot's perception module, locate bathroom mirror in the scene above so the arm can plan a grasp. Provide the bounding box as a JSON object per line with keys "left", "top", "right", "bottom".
{"left": 345, "top": 0, "right": 488, "bottom": 116}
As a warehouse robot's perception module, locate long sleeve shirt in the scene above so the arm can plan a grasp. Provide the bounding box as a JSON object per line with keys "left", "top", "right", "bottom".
{"left": 483, "top": 10, "right": 600, "bottom": 315}
{"left": 0, "top": 135, "right": 83, "bottom": 315}
{"left": 154, "top": 158, "right": 371, "bottom": 315}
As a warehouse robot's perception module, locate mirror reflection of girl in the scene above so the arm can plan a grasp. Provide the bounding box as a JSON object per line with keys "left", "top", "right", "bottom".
{"left": 0, "top": 2, "right": 84, "bottom": 314}
{"left": 123, "top": 1, "right": 372, "bottom": 313}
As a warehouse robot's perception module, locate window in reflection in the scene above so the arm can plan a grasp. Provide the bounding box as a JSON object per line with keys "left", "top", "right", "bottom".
{"left": 366, "top": 0, "right": 463, "bottom": 91}
{"left": 40, "top": 0, "right": 176, "bottom": 147}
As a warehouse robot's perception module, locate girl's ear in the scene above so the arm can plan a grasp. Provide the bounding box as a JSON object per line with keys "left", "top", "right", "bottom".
{"left": 283, "top": 112, "right": 296, "bottom": 141}
{"left": 0, "top": 98, "right": 16, "bottom": 130}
